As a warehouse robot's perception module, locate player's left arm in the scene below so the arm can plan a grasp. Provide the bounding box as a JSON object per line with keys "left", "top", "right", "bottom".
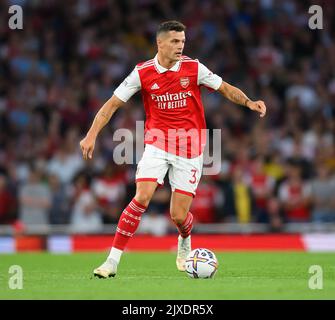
{"left": 217, "top": 81, "right": 266, "bottom": 118}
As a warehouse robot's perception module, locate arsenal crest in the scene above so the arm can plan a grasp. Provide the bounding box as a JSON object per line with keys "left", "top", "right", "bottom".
{"left": 180, "top": 77, "right": 190, "bottom": 88}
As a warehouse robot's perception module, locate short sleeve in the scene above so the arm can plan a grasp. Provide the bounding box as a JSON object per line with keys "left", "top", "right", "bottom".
{"left": 114, "top": 68, "right": 141, "bottom": 102}
{"left": 198, "top": 62, "right": 222, "bottom": 90}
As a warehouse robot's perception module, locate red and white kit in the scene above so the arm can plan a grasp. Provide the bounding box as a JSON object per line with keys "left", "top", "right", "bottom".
{"left": 114, "top": 55, "right": 222, "bottom": 196}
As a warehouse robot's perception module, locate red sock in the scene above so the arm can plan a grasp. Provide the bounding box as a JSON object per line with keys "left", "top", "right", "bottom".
{"left": 174, "top": 212, "right": 193, "bottom": 238}
{"left": 112, "top": 198, "right": 147, "bottom": 250}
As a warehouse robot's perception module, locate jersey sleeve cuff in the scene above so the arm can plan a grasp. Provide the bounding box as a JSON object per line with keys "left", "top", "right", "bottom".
{"left": 213, "top": 77, "right": 223, "bottom": 91}
{"left": 113, "top": 90, "right": 129, "bottom": 103}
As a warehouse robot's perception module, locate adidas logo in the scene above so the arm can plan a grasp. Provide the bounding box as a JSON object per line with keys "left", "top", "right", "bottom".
{"left": 151, "top": 83, "right": 160, "bottom": 90}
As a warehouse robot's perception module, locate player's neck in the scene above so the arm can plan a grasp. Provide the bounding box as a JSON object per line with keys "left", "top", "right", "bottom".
{"left": 157, "top": 53, "right": 178, "bottom": 70}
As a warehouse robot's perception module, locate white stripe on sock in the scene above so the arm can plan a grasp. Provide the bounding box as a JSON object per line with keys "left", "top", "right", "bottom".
{"left": 124, "top": 209, "right": 141, "bottom": 220}
{"left": 129, "top": 202, "right": 145, "bottom": 212}
{"left": 116, "top": 227, "right": 133, "bottom": 237}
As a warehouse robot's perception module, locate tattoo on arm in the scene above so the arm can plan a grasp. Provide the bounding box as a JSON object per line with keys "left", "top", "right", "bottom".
{"left": 230, "top": 92, "right": 250, "bottom": 106}
{"left": 100, "top": 111, "right": 109, "bottom": 120}
{"left": 219, "top": 82, "right": 251, "bottom": 107}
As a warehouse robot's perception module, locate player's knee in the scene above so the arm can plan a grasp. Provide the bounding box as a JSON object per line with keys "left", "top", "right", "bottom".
{"left": 170, "top": 210, "right": 186, "bottom": 225}
{"left": 134, "top": 192, "right": 152, "bottom": 207}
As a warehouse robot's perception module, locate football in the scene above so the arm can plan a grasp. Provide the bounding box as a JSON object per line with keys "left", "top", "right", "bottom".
{"left": 185, "top": 248, "right": 219, "bottom": 279}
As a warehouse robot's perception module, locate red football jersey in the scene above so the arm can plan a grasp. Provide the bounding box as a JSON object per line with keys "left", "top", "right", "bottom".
{"left": 114, "top": 55, "right": 222, "bottom": 158}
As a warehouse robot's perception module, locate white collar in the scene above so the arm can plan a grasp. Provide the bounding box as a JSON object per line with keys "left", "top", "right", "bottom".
{"left": 154, "top": 54, "right": 181, "bottom": 73}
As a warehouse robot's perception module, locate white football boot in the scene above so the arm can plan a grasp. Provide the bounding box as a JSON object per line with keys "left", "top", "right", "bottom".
{"left": 176, "top": 235, "right": 191, "bottom": 271}
{"left": 93, "top": 258, "right": 118, "bottom": 279}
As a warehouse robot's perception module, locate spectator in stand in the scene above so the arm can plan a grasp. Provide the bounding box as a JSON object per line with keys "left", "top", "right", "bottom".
{"left": 70, "top": 172, "right": 102, "bottom": 233}
{"left": 278, "top": 163, "right": 311, "bottom": 222}
{"left": 247, "top": 156, "right": 275, "bottom": 223}
{"left": 48, "top": 173, "right": 71, "bottom": 225}
{"left": 231, "top": 165, "right": 253, "bottom": 224}
{"left": 264, "top": 151, "right": 285, "bottom": 187}
{"left": 310, "top": 163, "right": 335, "bottom": 223}
{"left": 322, "top": 145, "right": 335, "bottom": 174}
{"left": 18, "top": 166, "right": 51, "bottom": 228}
{"left": 47, "top": 129, "right": 84, "bottom": 185}
{"left": 267, "top": 197, "right": 284, "bottom": 232}
{"left": 214, "top": 158, "right": 234, "bottom": 222}
{"left": 0, "top": 174, "right": 16, "bottom": 224}
{"left": 191, "top": 174, "right": 223, "bottom": 223}
{"left": 92, "top": 163, "right": 126, "bottom": 224}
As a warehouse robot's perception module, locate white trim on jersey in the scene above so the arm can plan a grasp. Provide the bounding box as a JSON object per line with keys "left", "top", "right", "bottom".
{"left": 137, "top": 59, "right": 155, "bottom": 70}
{"left": 153, "top": 54, "right": 181, "bottom": 73}
{"left": 113, "top": 55, "right": 223, "bottom": 102}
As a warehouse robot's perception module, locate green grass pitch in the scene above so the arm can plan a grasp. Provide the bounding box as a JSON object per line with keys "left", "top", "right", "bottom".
{"left": 0, "top": 252, "right": 334, "bottom": 299}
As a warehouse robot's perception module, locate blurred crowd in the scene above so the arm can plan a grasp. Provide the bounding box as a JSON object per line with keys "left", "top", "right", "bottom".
{"left": 0, "top": 0, "right": 335, "bottom": 234}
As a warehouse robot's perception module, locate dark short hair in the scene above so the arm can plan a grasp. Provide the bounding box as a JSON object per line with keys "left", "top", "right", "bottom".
{"left": 156, "top": 20, "right": 186, "bottom": 37}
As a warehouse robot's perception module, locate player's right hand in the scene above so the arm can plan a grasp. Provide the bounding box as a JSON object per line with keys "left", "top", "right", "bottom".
{"left": 79, "top": 135, "right": 96, "bottom": 160}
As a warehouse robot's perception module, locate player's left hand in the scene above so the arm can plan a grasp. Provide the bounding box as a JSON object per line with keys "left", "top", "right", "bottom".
{"left": 247, "top": 100, "right": 267, "bottom": 118}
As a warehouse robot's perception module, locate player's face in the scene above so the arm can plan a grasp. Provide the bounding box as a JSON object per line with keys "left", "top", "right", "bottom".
{"left": 157, "top": 31, "right": 185, "bottom": 62}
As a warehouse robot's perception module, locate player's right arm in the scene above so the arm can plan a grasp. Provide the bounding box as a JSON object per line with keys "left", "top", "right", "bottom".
{"left": 80, "top": 67, "right": 141, "bottom": 160}
{"left": 80, "top": 95, "right": 125, "bottom": 160}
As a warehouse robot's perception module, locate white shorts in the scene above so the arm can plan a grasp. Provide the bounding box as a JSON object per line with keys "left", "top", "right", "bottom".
{"left": 135, "top": 144, "right": 203, "bottom": 197}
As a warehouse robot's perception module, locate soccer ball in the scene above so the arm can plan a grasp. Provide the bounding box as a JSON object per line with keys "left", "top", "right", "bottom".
{"left": 185, "top": 248, "right": 218, "bottom": 279}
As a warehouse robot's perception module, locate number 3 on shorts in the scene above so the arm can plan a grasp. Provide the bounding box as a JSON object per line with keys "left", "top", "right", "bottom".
{"left": 189, "top": 169, "right": 197, "bottom": 184}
